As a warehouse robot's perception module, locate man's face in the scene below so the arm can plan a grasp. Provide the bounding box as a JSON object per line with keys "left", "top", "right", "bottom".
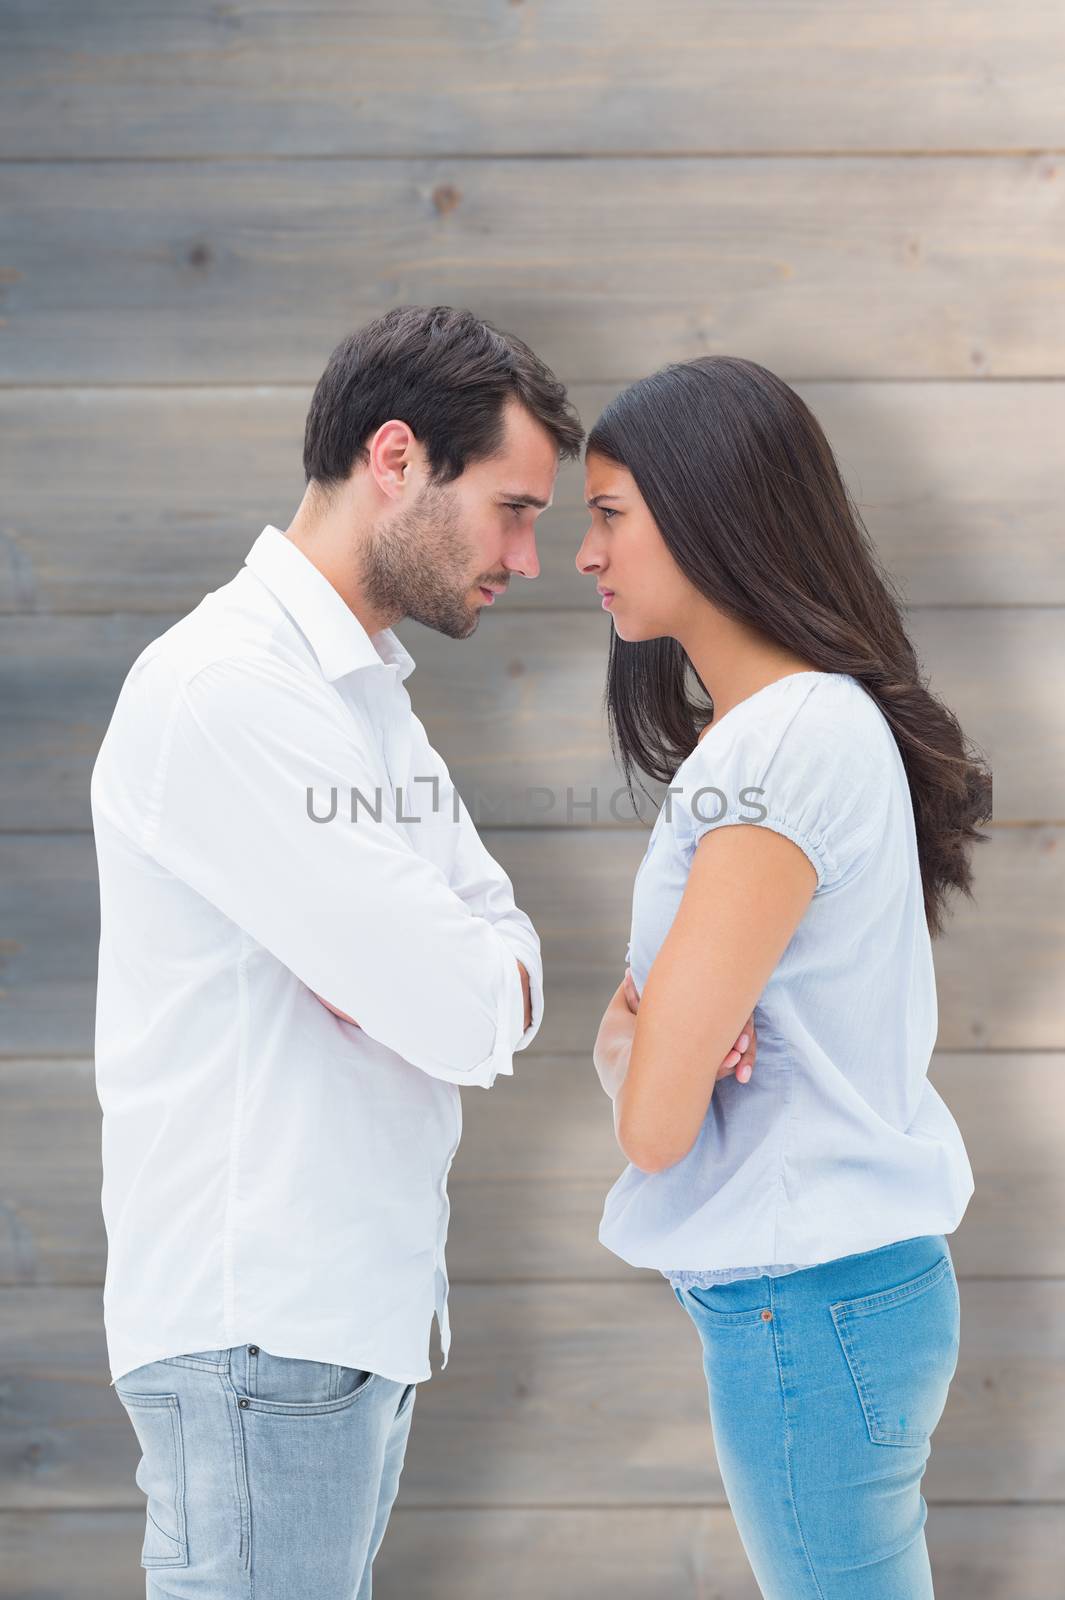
{"left": 360, "top": 396, "right": 559, "bottom": 639}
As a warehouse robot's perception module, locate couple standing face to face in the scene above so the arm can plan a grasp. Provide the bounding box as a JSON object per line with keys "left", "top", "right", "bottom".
{"left": 294, "top": 388, "right": 710, "bottom": 655}
{"left": 290, "top": 319, "right": 841, "bottom": 770}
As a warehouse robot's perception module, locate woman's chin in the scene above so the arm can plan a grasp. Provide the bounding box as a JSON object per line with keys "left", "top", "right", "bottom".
{"left": 610, "top": 613, "right": 654, "bottom": 643}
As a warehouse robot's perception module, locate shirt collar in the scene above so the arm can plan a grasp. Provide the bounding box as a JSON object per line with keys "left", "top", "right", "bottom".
{"left": 244, "top": 524, "right": 416, "bottom": 684}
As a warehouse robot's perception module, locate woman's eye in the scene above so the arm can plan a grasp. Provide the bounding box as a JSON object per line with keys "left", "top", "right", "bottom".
{"left": 600, "top": 507, "right": 617, "bottom": 521}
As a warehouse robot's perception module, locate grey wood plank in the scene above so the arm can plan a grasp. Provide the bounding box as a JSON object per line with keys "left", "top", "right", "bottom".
{"left": 3, "top": 1505, "right": 1061, "bottom": 1600}
{"left": 3, "top": 1, "right": 1063, "bottom": 158}
{"left": 0, "top": 1281, "right": 1060, "bottom": 1509}
{"left": 0, "top": 1058, "right": 102, "bottom": 1287}
{"left": 0, "top": 604, "right": 1041, "bottom": 829}
{"left": 4, "top": 382, "right": 1062, "bottom": 614}
{"left": 0, "top": 833, "right": 101, "bottom": 1055}
{"left": 2, "top": 158, "right": 1062, "bottom": 383}
{"left": 0, "top": 1053, "right": 1058, "bottom": 1287}
{"left": 0, "top": 827, "right": 1056, "bottom": 1056}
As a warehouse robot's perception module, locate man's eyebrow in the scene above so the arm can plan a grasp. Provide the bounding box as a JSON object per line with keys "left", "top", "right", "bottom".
{"left": 497, "top": 491, "right": 551, "bottom": 510}
{"left": 586, "top": 493, "right": 623, "bottom": 508}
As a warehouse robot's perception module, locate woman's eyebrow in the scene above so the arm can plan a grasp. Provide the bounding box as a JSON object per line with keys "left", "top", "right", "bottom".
{"left": 586, "top": 493, "right": 623, "bottom": 507}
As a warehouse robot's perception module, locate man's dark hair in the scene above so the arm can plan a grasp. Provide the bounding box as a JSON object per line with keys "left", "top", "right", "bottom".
{"left": 303, "top": 305, "right": 584, "bottom": 491}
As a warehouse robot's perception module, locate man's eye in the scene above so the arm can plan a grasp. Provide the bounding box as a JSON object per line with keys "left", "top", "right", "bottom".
{"left": 506, "top": 504, "right": 525, "bottom": 515}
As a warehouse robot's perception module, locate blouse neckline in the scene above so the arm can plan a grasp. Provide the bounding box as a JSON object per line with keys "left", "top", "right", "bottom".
{"left": 694, "top": 669, "right": 842, "bottom": 752}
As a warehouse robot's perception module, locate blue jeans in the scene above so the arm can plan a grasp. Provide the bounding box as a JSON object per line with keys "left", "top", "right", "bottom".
{"left": 114, "top": 1342, "right": 415, "bottom": 1597}
{"left": 674, "top": 1233, "right": 960, "bottom": 1599}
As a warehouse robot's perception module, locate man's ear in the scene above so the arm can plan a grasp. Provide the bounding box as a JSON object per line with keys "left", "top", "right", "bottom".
{"left": 367, "top": 419, "right": 418, "bottom": 502}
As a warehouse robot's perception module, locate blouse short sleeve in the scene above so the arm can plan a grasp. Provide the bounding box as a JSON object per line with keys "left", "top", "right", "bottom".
{"left": 671, "top": 677, "right": 887, "bottom": 895}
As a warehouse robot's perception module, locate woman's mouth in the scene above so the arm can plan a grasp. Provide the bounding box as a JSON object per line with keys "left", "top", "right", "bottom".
{"left": 600, "top": 590, "right": 616, "bottom": 609}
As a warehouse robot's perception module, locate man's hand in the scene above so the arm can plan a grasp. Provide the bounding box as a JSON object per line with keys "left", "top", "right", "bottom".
{"left": 312, "top": 991, "right": 360, "bottom": 1026}
{"left": 623, "top": 967, "right": 756, "bottom": 1084}
{"left": 313, "top": 965, "right": 533, "bottom": 1035}
{"left": 517, "top": 960, "right": 532, "bottom": 1032}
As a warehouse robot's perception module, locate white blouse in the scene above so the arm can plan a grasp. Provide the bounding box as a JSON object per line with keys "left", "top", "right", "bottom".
{"left": 597, "top": 670, "right": 975, "bottom": 1286}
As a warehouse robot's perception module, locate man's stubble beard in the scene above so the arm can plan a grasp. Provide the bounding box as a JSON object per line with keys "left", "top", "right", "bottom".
{"left": 359, "top": 481, "right": 486, "bottom": 641}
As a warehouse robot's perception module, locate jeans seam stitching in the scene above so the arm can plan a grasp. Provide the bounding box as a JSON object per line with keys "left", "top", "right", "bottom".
{"left": 218, "top": 1362, "right": 252, "bottom": 1586}
{"left": 769, "top": 1291, "right": 828, "bottom": 1600}
{"left": 832, "top": 1310, "right": 890, "bottom": 1441}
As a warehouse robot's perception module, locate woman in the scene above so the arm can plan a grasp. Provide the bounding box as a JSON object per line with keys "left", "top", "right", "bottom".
{"left": 577, "top": 355, "right": 991, "bottom": 1600}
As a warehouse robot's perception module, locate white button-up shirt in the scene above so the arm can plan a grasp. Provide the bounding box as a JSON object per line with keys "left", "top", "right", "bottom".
{"left": 90, "top": 524, "right": 544, "bottom": 1388}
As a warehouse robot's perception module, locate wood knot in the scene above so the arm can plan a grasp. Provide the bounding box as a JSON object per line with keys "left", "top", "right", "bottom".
{"left": 432, "top": 184, "right": 462, "bottom": 217}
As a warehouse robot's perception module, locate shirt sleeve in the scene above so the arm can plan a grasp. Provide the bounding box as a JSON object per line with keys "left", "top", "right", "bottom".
{"left": 404, "top": 710, "right": 545, "bottom": 1059}
{"left": 672, "top": 684, "right": 884, "bottom": 894}
{"left": 140, "top": 651, "right": 535, "bottom": 1089}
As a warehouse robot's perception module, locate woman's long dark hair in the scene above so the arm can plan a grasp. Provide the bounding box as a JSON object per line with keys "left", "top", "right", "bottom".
{"left": 586, "top": 355, "right": 992, "bottom": 940}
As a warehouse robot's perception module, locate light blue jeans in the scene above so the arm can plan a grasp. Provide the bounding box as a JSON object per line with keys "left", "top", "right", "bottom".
{"left": 674, "top": 1232, "right": 961, "bottom": 1598}
{"left": 114, "top": 1342, "right": 415, "bottom": 1597}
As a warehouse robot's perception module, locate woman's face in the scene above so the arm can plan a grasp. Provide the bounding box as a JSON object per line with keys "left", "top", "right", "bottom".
{"left": 576, "top": 452, "right": 699, "bottom": 642}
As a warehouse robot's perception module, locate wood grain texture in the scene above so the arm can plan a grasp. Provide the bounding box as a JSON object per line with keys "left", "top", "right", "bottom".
{"left": 5, "top": 382, "right": 1063, "bottom": 614}
{"left": 3, "top": 1, "right": 1064, "bottom": 159}
{"left": 3, "top": 1506, "right": 1062, "bottom": 1600}
{"left": 0, "top": 1280, "right": 1061, "bottom": 1510}
{"left": 2, "top": 7, "right": 1059, "bottom": 1587}
{"left": 3, "top": 158, "right": 1063, "bottom": 383}
{"left": 0, "top": 1053, "right": 1058, "bottom": 1287}
{"left": 0, "top": 603, "right": 1039, "bottom": 829}
{"left": 0, "top": 827, "right": 1055, "bottom": 1057}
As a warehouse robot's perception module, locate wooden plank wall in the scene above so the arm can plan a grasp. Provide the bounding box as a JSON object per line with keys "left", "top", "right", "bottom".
{"left": 2, "top": 3, "right": 1064, "bottom": 1593}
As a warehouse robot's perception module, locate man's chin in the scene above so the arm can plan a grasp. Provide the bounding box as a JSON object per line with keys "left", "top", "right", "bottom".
{"left": 400, "top": 593, "right": 482, "bottom": 640}
{"left": 431, "top": 605, "right": 482, "bottom": 641}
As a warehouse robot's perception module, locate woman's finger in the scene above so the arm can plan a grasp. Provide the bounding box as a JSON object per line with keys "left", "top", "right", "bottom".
{"left": 734, "top": 1018, "right": 756, "bottom": 1082}
{"left": 716, "top": 1047, "right": 740, "bottom": 1080}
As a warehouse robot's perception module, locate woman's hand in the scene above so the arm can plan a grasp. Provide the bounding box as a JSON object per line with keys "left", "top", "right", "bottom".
{"left": 592, "top": 977, "right": 639, "bottom": 1101}
{"left": 596, "top": 967, "right": 758, "bottom": 1106}
{"left": 623, "top": 968, "right": 756, "bottom": 1084}
{"left": 616, "top": 823, "right": 812, "bottom": 1173}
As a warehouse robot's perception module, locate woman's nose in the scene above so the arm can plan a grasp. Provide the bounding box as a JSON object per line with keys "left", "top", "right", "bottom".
{"left": 575, "top": 534, "right": 600, "bottom": 574}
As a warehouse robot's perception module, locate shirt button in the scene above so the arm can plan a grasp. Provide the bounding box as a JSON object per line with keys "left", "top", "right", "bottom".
{"left": 248, "top": 1345, "right": 259, "bottom": 1355}
{"left": 761, "top": 1309, "right": 773, "bottom": 1321}
{"left": 239, "top": 1398, "right": 249, "bottom": 1407}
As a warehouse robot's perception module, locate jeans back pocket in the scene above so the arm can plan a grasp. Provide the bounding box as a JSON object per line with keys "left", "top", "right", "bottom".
{"left": 115, "top": 1390, "right": 189, "bottom": 1568}
{"left": 829, "top": 1252, "right": 960, "bottom": 1448}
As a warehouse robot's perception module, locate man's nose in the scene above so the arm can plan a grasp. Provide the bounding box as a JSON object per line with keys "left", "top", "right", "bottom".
{"left": 506, "top": 531, "right": 541, "bottom": 581}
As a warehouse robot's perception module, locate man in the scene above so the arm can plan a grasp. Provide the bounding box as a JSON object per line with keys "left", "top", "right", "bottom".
{"left": 90, "top": 305, "right": 585, "bottom": 1596}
